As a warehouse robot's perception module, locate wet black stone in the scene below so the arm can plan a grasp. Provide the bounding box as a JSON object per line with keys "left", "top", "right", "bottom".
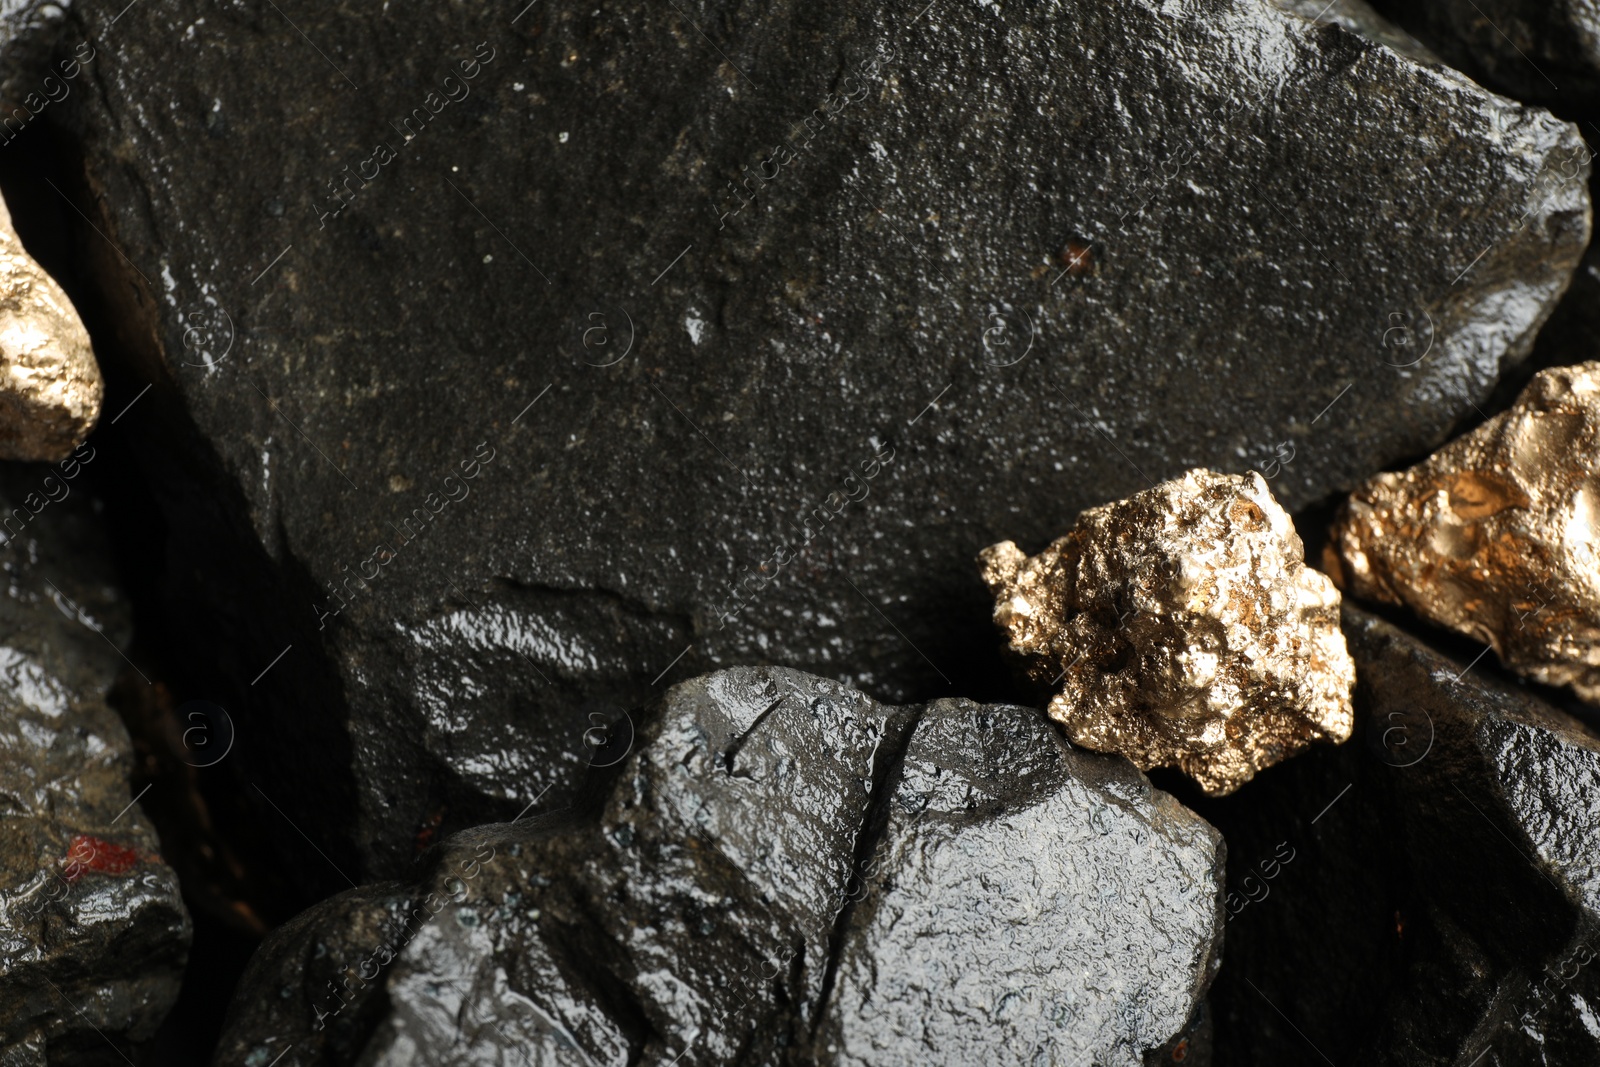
{"left": 1190, "top": 605, "right": 1600, "bottom": 1066}
{"left": 0, "top": 462, "right": 191, "bottom": 1062}
{"left": 811, "top": 699, "right": 1224, "bottom": 1067}
{"left": 16, "top": 0, "right": 1590, "bottom": 892}
{"left": 214, "top": 668, "right": 1224, "bottom": 1066}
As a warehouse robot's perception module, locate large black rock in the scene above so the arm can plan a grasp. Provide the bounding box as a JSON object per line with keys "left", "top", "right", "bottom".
{"left": 10, "top": 0, "right": 1588, "bottom": 888}
{"left": 212, "top": 667, "right": 1225, "bottom": 1066}
{"left": 1192, "top": 604, "right": 1600, "bottom": 1065}
{"left": 0, "top": 459, "right": 191, "bottom": 1063}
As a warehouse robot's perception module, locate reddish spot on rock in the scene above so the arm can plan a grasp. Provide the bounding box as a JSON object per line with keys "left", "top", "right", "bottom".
{"left": 1059, "top": 240, "right": 1096, "bottom": 276}
{"left": 414, "top": 809, "right": 445, "bottom": 855}
{"left": 61, "top": 834, "right": 142, "bottom": 883}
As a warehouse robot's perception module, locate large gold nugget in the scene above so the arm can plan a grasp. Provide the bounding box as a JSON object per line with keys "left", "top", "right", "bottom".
{"left": 0, "top": 197, "right": 101, "bottom": 462}
{"left": 1331, "top": 362, "right": 1600, "bottom": 702}
{"left": 979, "top": 469, "right": 1355, "bottom": 795}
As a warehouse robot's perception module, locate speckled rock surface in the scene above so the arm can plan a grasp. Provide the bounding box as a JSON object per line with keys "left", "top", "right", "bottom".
{"left": 213, "top": 667, "right": 1224, "bottom": 1066}
{"left": 15, "top": 0, "right": 1587, "bottom": 889}
{"left": 1270, "top": 0, "right": 1437, "bottom": 61}
{"left": 1192, "top": 604, "right": 1600, "bottom": 1065}
{"left": 0, "top": 462, "right": 190, "bottom": 1061}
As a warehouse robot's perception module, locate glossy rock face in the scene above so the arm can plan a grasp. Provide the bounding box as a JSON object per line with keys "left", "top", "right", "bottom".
{"left": 981, "top": 468, "right": 1355, "bottom": 796}
{"left": 0, "top": 199, "right": 100, "bottom": 463}
{"left": 0, "top": 465, "right": 190, "bottom": 1060}
{"left": 1332, "top": 362, "right": 1600, "bottom": 702}
{"left": 213, "top": 667, "right": 1224, "bottom": 1067}
{"left": 31, "top": 0, "right": 1588, "bottom": 883}
{"left": 815, "top": 701, "right": 1223, "bottom": 1067}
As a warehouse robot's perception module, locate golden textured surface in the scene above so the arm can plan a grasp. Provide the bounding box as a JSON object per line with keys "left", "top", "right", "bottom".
{"left": 1331, "top": 362, "right": 1600, "bottom": 702}
{"left": 0, "top": 197, "right": 101, "bottom": 462}
{"left": 980, "top": 468, "right": 1355, "bottom": 795}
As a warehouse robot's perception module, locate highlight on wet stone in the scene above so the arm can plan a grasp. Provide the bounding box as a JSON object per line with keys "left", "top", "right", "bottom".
{"left": 979, "top": 468, "right": 1356, "bottom": 796}
{"left": 1330, "top": 361, "right": 1600, "bottom": 703}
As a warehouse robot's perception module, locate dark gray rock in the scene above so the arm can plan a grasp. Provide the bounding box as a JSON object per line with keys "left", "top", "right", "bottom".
{"left": 1495, "top": 234, "right": 1600, "bottom": 412}
{"left": 1371, "top": 0, "right": 1600, "bottom": 111}
{"left": 15, "top": 0, "right": 1588, "bottom": 888}
{"left": 812, "top": 700, "right": 1223, "bottom": 1067}
{"left": 0, "top": 458, "right": 191, "bottom": 1062}
{"left": 574, "top": 667, "right": 917, "bottom": 1064}
{"left": 214, "top": 667, "right": 1224, "bottom": 1066}
{"left": 1190, "top": 604, "right": 1600, "bottom": 1065}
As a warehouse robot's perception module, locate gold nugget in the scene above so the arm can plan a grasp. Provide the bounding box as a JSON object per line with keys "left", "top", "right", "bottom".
{"left": 980, "top": 468, "right": 1354, "bottom": 795}
{"left": 0, "top": 197, "right": 101, "bottom": 462}
{"left": 1331, "top": 362, "right": 1600, "bottom": 702}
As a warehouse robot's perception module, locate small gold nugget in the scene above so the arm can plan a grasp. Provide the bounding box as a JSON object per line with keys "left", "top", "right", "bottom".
{"left": 1331, "top": 362, "right": 1600, "bottom": 702}
{"left": 980, "top": 468, "right": 1354, "bottom": 795}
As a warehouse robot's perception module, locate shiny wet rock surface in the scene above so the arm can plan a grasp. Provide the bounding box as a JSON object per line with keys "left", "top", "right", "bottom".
{"left": 0, "top": 464, "right": 190, "bottom": 1063}
{"left": 0, "top": 0, "right": 1595, "bottom": 1062}
{"left": 1188, "top": 605, "right": 1600, "bottom": 1065}
{"left": 213, "top": 667, "right": 1225, "bottom": 1067}
{"left": 15, "top": 0, "right": 1589, "bottom": 890}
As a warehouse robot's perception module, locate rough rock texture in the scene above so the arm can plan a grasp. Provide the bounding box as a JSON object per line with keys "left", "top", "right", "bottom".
{"left": 815, "top": 701, "right": 1223, "bottom": 1067}
{"left": 213, "top": 667, "right": 1225, "bottom": 1067}
{"left": 12, "top": 0, "right": 1587, "bottom": 887}
{"left": 1332, "top": 361, "right": 1600, "bottom": 702}
{"left": 1373, "top": 0, "right": 1600, "bottom": 111}
{"left": 0, "top": 462, "right": 190, "bottom": 1062}
{"left": 1192, "top": 604, "right": 1600, "bottom": 1065}
{"left": 980, "top": 469, "right": 1355, "bottom": 795}
{"left": 0, "top": 197, "right": 99, "bottom": 462}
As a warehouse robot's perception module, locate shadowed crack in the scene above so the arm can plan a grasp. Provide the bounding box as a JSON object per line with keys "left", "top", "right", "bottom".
{"left": 723, "top": 695, "right": 787, "bottom": 776}
{"left": 807, "top": 702, "right": 926, "bottom": 1051}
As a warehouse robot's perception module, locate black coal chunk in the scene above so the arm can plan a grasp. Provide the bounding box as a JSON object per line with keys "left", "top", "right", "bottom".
{"left": 214, "top": 667, "right": 1223, "bottom": 1066}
